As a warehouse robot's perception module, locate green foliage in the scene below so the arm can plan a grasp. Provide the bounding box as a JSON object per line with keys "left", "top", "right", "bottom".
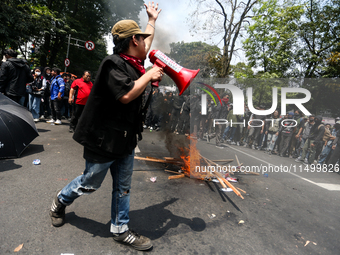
{"left": 1, "top": 0, "right": 144, "bottom": 75}
{"left": 167, "top": 41, "right": 221, "bottom": 78}
{"left": 243, "top": 0, "right": 304, "bottom": 77}
{"left": 244, "top": 0, "right": 340, "bottom": 78}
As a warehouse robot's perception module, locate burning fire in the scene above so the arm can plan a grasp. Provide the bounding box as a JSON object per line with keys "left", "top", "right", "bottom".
{"left": 179, "top": 136, "right": 206, "bottom": 179}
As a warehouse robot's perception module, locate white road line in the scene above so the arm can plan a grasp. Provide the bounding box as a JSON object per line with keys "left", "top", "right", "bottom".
{"left": 225, "top": 145, "right": 340, "bottom": 191}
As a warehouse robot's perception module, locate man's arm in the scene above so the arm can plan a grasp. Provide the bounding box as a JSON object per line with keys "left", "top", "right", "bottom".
{"left": 119, "top": 67, "right": 163, "bottom": 104}
{"left": 143, "top": 2, "right": 161, "bottom": 53}
{"left": 69, "top": 88, "right": 76, "bottom": 104}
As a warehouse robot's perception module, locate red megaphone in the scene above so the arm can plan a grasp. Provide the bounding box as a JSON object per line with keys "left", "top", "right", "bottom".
{"left": 149, "top": 50, "right": 200, "bottom": 95}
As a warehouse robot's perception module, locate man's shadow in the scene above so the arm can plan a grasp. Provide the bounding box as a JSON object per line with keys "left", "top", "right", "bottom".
{"left": 67, "top": 198, "right": 206, "bottom": 240}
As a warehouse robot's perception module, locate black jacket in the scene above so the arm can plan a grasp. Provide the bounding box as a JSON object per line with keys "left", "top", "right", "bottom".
{"left": 0, "top": 58, "right": 33, "bottom": 97}
{"left": 73, "top": 54, "right": 144, "bottom": 160}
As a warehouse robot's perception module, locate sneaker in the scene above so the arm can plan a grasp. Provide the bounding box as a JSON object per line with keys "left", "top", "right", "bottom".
{"left": 143, "top": 125, "right": 147, "bottom": 129}
{"left": 49, "top": 191, "right": 66, "bottom": 227}
{"left": 268, "top": 151, "right": 272, "bottom": 155}
{"left": 252, "top": 145, "right": 255, "bottom": 150}
{"left": 230, "top": 141, "right": 236, "bottom": 145}
{"left": 303, "top": 159, "right": 309, "bottom": 165}
{"left": 33, "top": 118, "right": 39, "bottom": 122}
{"left": 295, "top": 157, "right": 302, "bottom": 162}
{"left": 46, "top": 119, "right": 55, "bottom": 123}
{"left": 113, "top": 230, "right": 152, "bottom": 251}
{"left": 69, "top": 127, "right": 74, "bottom": 133}
{"left": 54, "top": 119, "right": 62, "bottom": 125}
{"left": 39, "top": 115, "right": 45, "bottom": 120}
{"left": 236, "top": 142, "right": 240, "bottom": 146}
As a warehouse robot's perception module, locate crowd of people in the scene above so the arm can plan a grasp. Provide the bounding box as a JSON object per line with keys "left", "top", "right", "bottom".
{"left": 144, "top": 89, "right": 340, "bottom": 168}
{"left": 0, "top": 49, "right": 93, "bottom": 132}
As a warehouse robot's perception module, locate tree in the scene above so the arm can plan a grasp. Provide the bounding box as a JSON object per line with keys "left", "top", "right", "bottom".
{"left": 1, "top": 0, "right": 144, "bottom": 75}
{"left": 243, "top": 0, "right": 304, "bottom": 77}
{"left": 299, "top": 0, "right": 340, "bottom": 77}
{"left": 190, "top": 0, "right": 258, "bottom": 77}
{"left": 243, "top": 0, "right": 340, "bottom": 78}
{"left": 167, "top": 41, "right": 221, "bottom": 78}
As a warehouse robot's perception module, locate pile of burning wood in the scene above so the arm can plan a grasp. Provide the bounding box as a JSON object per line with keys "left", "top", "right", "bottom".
{"left": 135, "top": 138, "right": 258, "bottom": 199}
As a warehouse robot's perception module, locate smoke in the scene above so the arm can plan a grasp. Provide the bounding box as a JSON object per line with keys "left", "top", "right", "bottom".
{"left": 157, "top": 130, "right": 190, "bottom": 158}
{"left": 139, "top": 9, "right": 173, "bottom": 53}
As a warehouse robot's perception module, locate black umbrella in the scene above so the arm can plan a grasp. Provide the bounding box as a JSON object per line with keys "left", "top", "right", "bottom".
{"left": 0, "top": 94, "right": 39, "bottom": 158}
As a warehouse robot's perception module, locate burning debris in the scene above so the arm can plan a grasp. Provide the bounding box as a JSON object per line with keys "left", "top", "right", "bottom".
{"left": 135, "top": 134, "right": 258, "bottom": 199}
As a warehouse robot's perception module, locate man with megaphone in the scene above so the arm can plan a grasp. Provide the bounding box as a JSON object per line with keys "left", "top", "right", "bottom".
{"left": 49, "top": 2, "right": 162, "bottom": 251}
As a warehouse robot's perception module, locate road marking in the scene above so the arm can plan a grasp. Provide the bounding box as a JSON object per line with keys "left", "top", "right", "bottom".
{"left": 225, "top": 145, "right": 340, "bottom": 191}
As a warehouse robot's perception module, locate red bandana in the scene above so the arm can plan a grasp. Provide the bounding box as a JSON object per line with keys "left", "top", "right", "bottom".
{"left": 119, "top": 53, "right": 145, "bottom": 75}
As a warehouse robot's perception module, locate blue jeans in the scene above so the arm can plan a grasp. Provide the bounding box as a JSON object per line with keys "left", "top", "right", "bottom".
{"left": 28, "top": 94, "right": 41, "bottom": 119}
{"left": 267, "top": 132, "right": 278, "bottom": 151}
{"left": 58, "top": 150, "right": 135, "bottom": 234}
{"left": 222, "top": 126, "right": 236, "bottom": 140}
{"left": 318, "top": 144, "right": 332, "bottom": 164}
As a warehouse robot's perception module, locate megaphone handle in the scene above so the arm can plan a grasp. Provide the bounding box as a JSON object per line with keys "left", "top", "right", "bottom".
{"left": 151, "top": 60, "right": 166, "bottom": 87}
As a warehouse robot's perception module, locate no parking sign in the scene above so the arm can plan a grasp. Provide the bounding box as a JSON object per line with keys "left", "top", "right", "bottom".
{"left": 85, "top": 41, "right": 95, "bottom": 51}
{"left": 64, "top": 58, "right": 70, "bottom": 67}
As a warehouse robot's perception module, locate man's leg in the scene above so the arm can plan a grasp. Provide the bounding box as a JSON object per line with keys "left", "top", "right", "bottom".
{"left": 50, "top": 160, "right": 113, "bottom": 226}
{"left": 53, "top": 100, "right": 62, "bottom": 121}
{"left": 318, "top": 145, "right": 332, "bottom": 164}
{"left": 70, "top": 104, "right": 84, "bottom": 131}
{"left": 110, "top": 150, "right": 153, "bottom": 250}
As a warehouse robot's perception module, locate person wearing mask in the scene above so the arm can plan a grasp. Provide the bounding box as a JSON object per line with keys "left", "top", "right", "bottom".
{"left": 28, "top": 67, "right": 45, "bottom": 122}
{"left": 47, "top": 67, "right": 65, "bottom": 125}
{"left": 68, "top": 71, "right": 93, "bottom": 132}
{"left": 0, "top": 49, "right": 33, "bottom": 104}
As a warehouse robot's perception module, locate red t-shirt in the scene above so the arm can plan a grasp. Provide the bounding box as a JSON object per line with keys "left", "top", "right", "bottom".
{"left": 71, "top": 78, "right": 93, "bottom": 105}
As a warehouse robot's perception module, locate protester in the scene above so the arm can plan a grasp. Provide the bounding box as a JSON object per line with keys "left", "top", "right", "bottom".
{"left": 68, "top": 71, "right": 93, "bottom": 133}
{"left": 327, "top": 122, "right": 340, "bottom": 172}
{"left": 28, "top": 67, "right": 45, "bottom": 122}
{"left": 49, "top": 2, "right": 162, "bottom": 251}
{"left": 265, "top": 110, "right": 281, "bottom": 154}
{"left": 214, "top": 94, "right": 230, "bottom": 147}
{"left": 297, "top": 115, "right": 325, "bottom": 165}
{"left": 222, "top": 103, "right": 237, "bottom": 144}
{"left": 47, "top": 67, "right": 65, "bottom": 125}
{"left": 0, "top": 49, "right": 33, "bottom": 104}
{"left": 62, "top": 73, "right": 72, "bottom": 119}
{"left": 318, "top": 121, "right": 340, "bottom": 164}
{"left": 278, "top": 112, "right": 296, "bottom": 157}
{"left": 40, "top": 67, "right": 52, "bottom": 119}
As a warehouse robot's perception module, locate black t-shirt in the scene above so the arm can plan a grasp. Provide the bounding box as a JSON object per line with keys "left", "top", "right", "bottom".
{"left": 73, "top": 54, "right": 143, "bottom": 163}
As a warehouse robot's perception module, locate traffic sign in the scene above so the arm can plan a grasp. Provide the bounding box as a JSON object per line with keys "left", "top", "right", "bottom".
{"left": 85, "top": 41, "right": 95, "bottom": 51}
{"left": 64, "top": 58, "right": 70, "bottom": 67}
